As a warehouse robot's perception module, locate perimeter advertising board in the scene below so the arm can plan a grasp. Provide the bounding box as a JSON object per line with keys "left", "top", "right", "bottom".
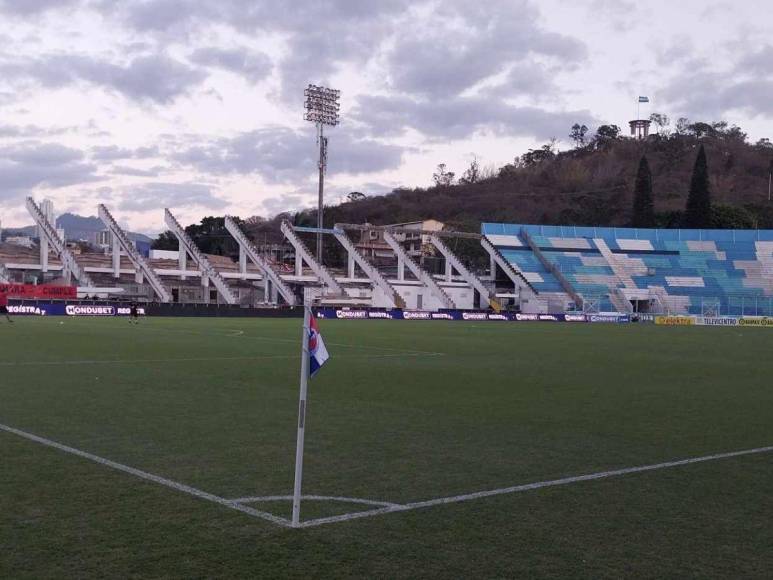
{"left": 738, "top": 316, "right": 773, "bottom": 327}
{"left": 655, "top": 316, "right": 696, "bottom": 326}
{"left": 0, "top": 284, "right": 77, "bottom": 299}
{"left": 7, "top": 302, "right": 145, "bottom": 316}
{"left": 315, "top": 309, "right": 594, "bottom": 323}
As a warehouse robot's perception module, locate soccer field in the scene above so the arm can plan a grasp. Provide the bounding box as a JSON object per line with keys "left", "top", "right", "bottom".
{"left": 1, "top": 316, "right": 772, "bottom": 579}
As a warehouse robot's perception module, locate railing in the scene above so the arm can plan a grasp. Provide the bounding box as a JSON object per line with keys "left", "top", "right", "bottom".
{"left": 281, "top": 221, "right": 343, "bottom": 295}
{"left": 164, "top": 209, "right": 237, "bottom": 304}
{"left": 383, "top": 230, "right": 455, "bottom": 308}
{"left": 429, "top": 235, "right": 501, "bottom": 311}
{"left": 98, "top": 204, "right": 172, "bottom": 302}
{"left": 224, "top": 217, "right": 296, "bottom": 306}
{"left": 519, "top": 227, "right": 582, "bottom": 309}
{"left": 25, "top": 197, "right": 95, "bottom": 287}
{"left": 610, "top": 288, "right": 634, "bottom": 313}
{"left": 480, "top": 235, "right": 536, "bottom": 295}
{"left": 704, "top": 295, "right": 773, "bottom": 317}
{"left": 332, "top": 229, "right": 405, "bottom": 308}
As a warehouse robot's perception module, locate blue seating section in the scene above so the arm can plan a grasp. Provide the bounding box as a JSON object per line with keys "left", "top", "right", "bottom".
{"left": 499, "top": 248, "right": 564, "bottom": 293}
{"left": 482, "top": 223, "right": 773, "bottom": 315}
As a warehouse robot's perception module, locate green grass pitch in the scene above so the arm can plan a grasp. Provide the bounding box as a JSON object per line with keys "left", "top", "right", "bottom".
{"left": 1, "top": 316, "right": 772, "bottom": 578}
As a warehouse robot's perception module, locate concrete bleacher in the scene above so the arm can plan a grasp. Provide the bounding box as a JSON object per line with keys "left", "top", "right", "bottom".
{"left": 482, "top": 223, "right": 773, "bottom": 315}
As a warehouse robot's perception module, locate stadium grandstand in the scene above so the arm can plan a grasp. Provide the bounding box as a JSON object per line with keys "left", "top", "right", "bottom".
{"left": 483, "top": 223, "right": 773, "bottom": 316}
{"left": 4, "top": 196, "right": 773, "bottom": 316}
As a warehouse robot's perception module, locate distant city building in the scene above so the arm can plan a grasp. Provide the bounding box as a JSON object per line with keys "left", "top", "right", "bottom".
{"left": 7, "top": 236, "right": 34, "bottom": 248}
{"left": 150, "top": 249, "right": 180, "bottom": 260}
{"left": 39, "top": 198, "right": 57, "bottom": 238}
{"left": 96, "top": 230, "right": 111, "bottom": 248}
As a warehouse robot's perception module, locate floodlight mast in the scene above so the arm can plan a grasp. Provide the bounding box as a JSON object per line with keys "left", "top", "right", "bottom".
{"left": 304, "top": 84, "right": 340, "bottom": 264}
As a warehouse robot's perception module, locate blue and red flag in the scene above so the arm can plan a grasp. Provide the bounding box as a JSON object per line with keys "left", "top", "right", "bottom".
{"left": 308, "top": 314, "right": 329, "bottom": 377}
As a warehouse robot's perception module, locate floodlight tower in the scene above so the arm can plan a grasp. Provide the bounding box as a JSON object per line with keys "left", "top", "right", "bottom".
{"left": 304, "top": 84, "right": 340, "bottom": 264}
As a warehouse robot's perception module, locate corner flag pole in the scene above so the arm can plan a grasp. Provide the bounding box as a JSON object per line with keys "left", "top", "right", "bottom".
{"left": 292, "top": 304, "right": 312, "bottom": 527}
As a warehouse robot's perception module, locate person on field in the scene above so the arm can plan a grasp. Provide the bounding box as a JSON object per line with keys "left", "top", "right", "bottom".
{"left": 129, "top": 300, "right": 140, "bottom": 324}
{"left": 0, "top": 291, "right": 13, "bottom": 323}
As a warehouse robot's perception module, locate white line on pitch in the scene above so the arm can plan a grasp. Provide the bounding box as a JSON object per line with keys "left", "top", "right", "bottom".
{"left": 0, "top": 422, "right": 292, "bottom": 528}
{"left": 297, "top": 444, "right": 773, "bottom": 528}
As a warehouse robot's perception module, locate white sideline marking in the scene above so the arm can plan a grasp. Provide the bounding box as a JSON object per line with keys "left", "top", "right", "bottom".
{"left": 0, "top": 422, "right": 292, "bottom": 528}
{"left": 230, "top": 494, "right": 402, "bottom": 508}
{"left": 297, "top": 444, "right": 773, "bottom": 528}
{"left": 7, "top": 419, "right": 768, "bottom": 530}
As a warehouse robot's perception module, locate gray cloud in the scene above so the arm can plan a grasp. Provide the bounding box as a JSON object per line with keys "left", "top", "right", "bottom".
{"left": 0, "top": 54, "right": 206, "bottom": 104}
{"left": 189, "top": 47, "right": 272, "bottom": 83}
{"left": 0, "top": 123, "right": 69, "bottom": 138}
{"left": 663, "top": 77, "right": 773, "bottom": 119}
{"left": 483, "top": 63, "right": 561, "bottom": 100}
{"left": 261, "top": 193, "right": 307, "bottom": 216}
{"left": 655, "top": 36, "right": 695, "bottom": 67}
{"left": 0, "top": 0, "right": 79, "bottom": 15}
{"left": 0, "top": 141, "right": 101, "bottom": 200}
{"left": 61, "top": 1, "right": 585, "bottom": 118}
{"left": 738, "top": 45, "right": 773, "bottom": 75}
{"left": 659, "top": 50, "right": 773, "bottom": 119}
{"left": 386, "top": 1, "right": 585, "bottom": 99}
{"left": 170, "top": 126, "right": 404, "bottom": 182}
{"left": 117, "top": 182, "right": 226, "bottom": 211}
{"left": 354, "top": 95, "right": 597, "bottom": 141}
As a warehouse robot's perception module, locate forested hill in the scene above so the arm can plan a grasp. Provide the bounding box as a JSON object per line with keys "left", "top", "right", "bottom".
{"left": 158, "top": 121, "right": 773, "bottom": 253}
{"left": 284, "top": 120, "right": 773, "bottom": 236}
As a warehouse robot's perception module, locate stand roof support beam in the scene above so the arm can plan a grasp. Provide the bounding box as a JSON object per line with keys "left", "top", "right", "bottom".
{"left": 25, "top": 196, "right": 94, "bottom": 287}
{"left": 98, "top": 204, "right": 172, "bottom": 302}
{"left": 224, "top": 216, "right": 297, "bottom": 306}
{"left": 164, "top": 209, "right": 237, "bottom": 304}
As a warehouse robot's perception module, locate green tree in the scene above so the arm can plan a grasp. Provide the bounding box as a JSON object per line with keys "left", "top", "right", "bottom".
{"left": 711, "top": 204, "right": 756, "bottom": 229}
{"left": 593, "top": 124, "right": 621, "bottom": 150}
{"left": 184, "top": 216, "right": 243, "bottom": 256}
{"left": 632, "top": 155, "right": 655, "bottom": 227}
{"left": 432, "top": 163, "right": 455, "bottom": 187}
{"left": 459, "top": 156, "right": 481, "bottom": 184}
{"left": 569, "top": 123, "right": 588, "bottom": 148}
{"left": 684, "top": 145, "right": 712, "bottom": 228}
{"left": 649, "top": 113, "right": 670, "bottom": 136}
{"left": 152, "top": 230, "right": 179, "bottom": 250}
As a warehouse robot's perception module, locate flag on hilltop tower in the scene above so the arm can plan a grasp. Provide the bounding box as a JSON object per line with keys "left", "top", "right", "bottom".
{"left": 638, "top": 96, "right": 649, "bottom": 103}
{"left": 308, "top": 313, "right": 329, "bottom": 378}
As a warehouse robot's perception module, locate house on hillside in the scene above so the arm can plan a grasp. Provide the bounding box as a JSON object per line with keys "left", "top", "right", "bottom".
{"left": 356, "top": 219, "right": 444, "bottom": 263}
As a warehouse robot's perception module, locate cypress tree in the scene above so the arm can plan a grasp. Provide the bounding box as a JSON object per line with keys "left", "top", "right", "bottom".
{"left": 632, "top": 155, "right": 655, "bottom": 227}
{"left": 684, "top": 145, "right": 711, "bottom": 228}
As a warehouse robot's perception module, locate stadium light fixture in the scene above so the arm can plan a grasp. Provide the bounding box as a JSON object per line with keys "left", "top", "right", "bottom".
{"left": 304, "top": 84, "right": 340, "bottom": 264}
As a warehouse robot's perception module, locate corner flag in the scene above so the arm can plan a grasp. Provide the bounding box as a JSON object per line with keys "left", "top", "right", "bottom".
{"left": 292, "top": 306, "right": 330, "bottom": 526}
{"left": 638, "top": 96, "right": 649, "bottom": 103}
{"left": 308, "top": 314, "right": 329, "bottom": 377}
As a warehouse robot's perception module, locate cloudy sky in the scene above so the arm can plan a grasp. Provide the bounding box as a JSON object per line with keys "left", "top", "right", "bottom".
{"left": 1, "top": 0, "right": 772, "bottom": 233}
